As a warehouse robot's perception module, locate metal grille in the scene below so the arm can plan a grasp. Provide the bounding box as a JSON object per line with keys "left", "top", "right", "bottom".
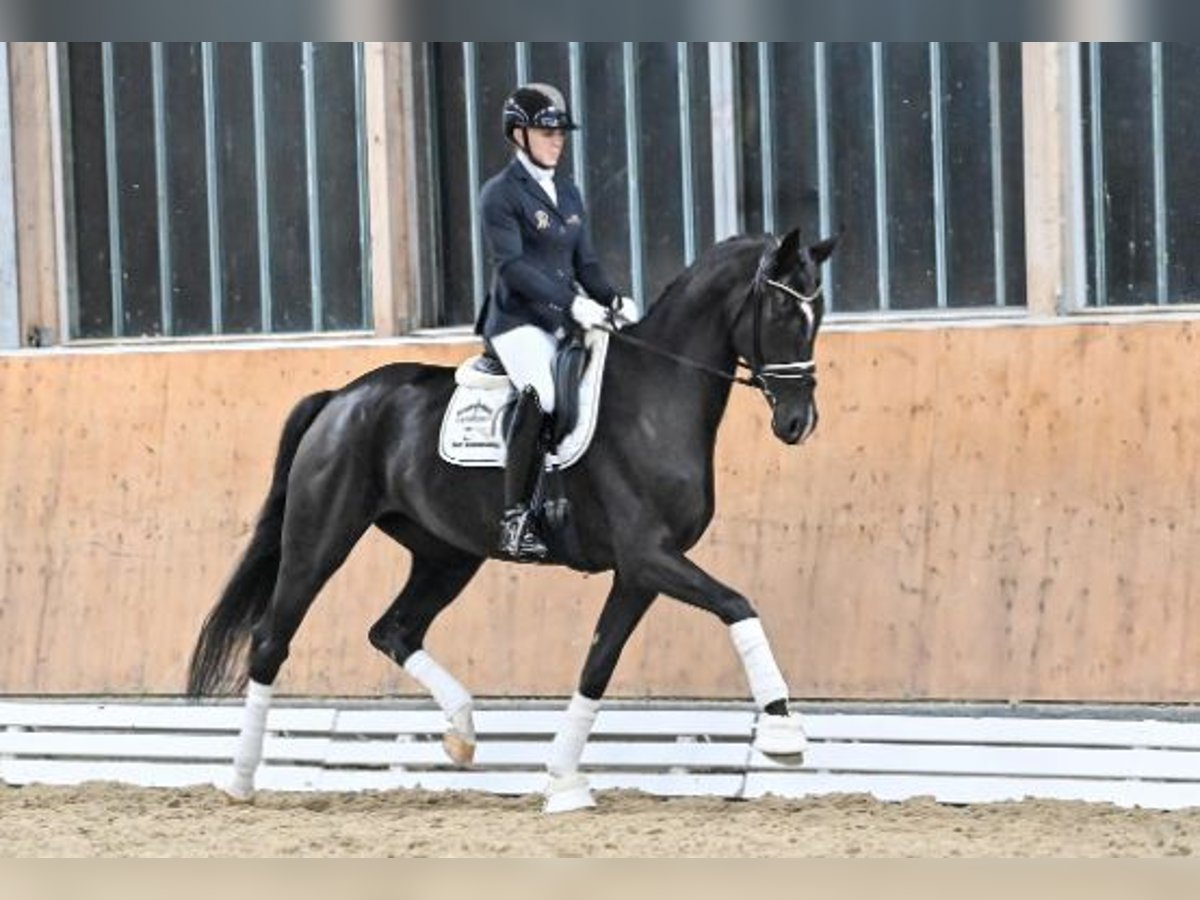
{"left": 1082, "top": 42, "right": 1200, "bottom": 307}
{"left": 736, "top": 42, "right": 1026, "bottom": 313}
{"left": 423, "top": 41, "right": 714, "bottom": 327}
{"left": 63, "top": 42, "right": 372, "bottom": 340}
{"left": 419, "top": 41, "right": 1025, "bottom": 326}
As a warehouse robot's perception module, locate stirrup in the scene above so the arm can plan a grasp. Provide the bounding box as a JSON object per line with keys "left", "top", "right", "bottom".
{"left": 498, "top": 507, "right": 548, "bottom": 561}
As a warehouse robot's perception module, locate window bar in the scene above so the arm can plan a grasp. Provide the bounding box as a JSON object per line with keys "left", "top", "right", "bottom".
{"left": 353, "top": 43, "right": 371, "bottom": 328}
{"left": 871, "top": 42, "right": 891, "bottom": 310}
{"left": 151, "top": 43, "right": 173, "bottom": 335}
{"left": 251, "top": 42, "right": 273, "bottom": 331}
{"left": 757, "top": 42, "right": 775, "bottom": 235}
{"left": 515, "top": 42, "right": 530, "bottom": 85}
{"left": 677, "top": 42, "right": 697, "bottom": 265}
{"left": 568, "top": 43, "right": 586, "bottom": 199}
{"left": 929, "top": 42, "right": 949, "bottom": 309}
{"left": 49, "top": 43, "right": 75, "bottom": 342}
{"left": 302, "top": 42, "right": 324, "bottom": 330}
{"left": 1065, "top": 42, "right": 1089, "bottom": 311}
{"left": 101, "top": 42, "right": 124, "bottom": 336}
{"left": 988, "top": 42, "right": 1007, "bottom": 307}
{"left": 709, "top": 42, "right": 739, "bottom": 241}
{"left": 622, "top": 42, "right": 645, "bottom": 304}
{"left": 814, "top": 42, "right": 835, "bottom": 311}
{"left": 463, "top": 43, "right": 485, "bottom": 312}
{"left": 1088, "top": 43, "right": 1107, "bottom": 307}
{"left": 1151, "top": 41, "right": 1169, "bottom": 305}
{"left": 201, "top": 42, "right": 224, "bottom": 333}
{"left": 0, "top": 42, "right": 18, "bottom": 348}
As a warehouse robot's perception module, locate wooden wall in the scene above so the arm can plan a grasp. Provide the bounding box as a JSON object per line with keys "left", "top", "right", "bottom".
{"left": 2, "top": 318, "right": 1199, "bottom": 701}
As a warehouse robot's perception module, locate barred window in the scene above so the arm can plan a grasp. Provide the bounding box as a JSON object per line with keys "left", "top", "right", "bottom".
{"left": 63, "top": 42, "right": 371, "bottom": 340}
{"left": 1082, "top": 42, "right": 1200, "bottom": 307}
{"left": 416, "top": 42, "right": 1025, "bottom": 326}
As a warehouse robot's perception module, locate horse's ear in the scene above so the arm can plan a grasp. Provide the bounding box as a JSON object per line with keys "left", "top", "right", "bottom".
{"left": 809, "top": 231, "right": 841, "bottom": 266}
{"left": 772, "top": 228, "right": 803, "bottom": 276}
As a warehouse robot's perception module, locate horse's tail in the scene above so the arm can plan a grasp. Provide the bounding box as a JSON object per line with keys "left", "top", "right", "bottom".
{"left": 186, "top": 390, "right": 335, "bottom": 697}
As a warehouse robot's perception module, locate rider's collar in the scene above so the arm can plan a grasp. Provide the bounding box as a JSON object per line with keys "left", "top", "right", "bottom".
{"left": 516, "top": 149, "right": 556, "bottom": 185}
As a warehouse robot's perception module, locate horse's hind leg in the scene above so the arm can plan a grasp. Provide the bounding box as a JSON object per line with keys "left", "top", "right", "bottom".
{"left": 367, "top": 533, "right": 483, "bottom": 766}
{"left": 226, "top": 481, "right": 374, "bottom": 801}
{"left": 544, "top": 575, "right": 655, "bottom": 813}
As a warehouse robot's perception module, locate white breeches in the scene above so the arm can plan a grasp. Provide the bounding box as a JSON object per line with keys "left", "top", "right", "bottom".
{"left": 490, "top": 325, "right": 558, "bottom": 413}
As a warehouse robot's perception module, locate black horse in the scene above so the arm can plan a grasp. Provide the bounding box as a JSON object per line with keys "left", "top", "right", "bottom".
{"left": 187, "top": 227, "right": 837, "bottom": 812}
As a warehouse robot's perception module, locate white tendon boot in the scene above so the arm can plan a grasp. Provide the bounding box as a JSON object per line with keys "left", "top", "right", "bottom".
{"left": 225, "top": 680, "right": 272, "bottom": 802}
{"left": 543, "top": 692, "right": 600, "bottom": 814}
{"left": 729, "top": 618, "right": 808, "bottom": 762}
{"left": 403, "top": 650, "right": 476, "bottom": 766}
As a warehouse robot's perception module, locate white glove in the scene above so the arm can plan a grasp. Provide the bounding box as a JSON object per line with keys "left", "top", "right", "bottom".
{"left": 612, "top": 296, "right": 640, "bottom": 327}
{"left": 570, "top": 295, "right": 609, "bottom": 331}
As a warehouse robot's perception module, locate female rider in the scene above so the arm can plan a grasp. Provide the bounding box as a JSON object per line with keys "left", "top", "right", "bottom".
{"left": 475, "top": 82, "right": 637, "bottom": 561}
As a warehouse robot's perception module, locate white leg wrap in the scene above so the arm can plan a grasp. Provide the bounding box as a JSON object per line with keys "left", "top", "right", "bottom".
{"left": 406, "top": 650, "right": 476, "bottom": 766}
{"left": 543, "top": 693, "right": 599, "bottom": 813}
{"left": 227, "top": 680, "right": 272, "bottom": 801}
{"left": 403, "top": 649, "right": 472, "bottom": 719}
{"left": 729, "top": 617, "right": 789, "bottom": 709}
{"left": 546, "top": 692, "right": 600, "bottom": 776}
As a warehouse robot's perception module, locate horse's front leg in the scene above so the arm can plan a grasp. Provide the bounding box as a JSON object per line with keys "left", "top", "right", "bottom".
{"left": 632, "top": 547, "right": 808, "bottom": 763}
{"left": 544, "top": 575, "right": 655, "bottom": 813}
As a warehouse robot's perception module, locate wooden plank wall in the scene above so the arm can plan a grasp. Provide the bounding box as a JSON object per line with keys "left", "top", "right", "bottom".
{"left": 2, "top": 319, "right": 1198, "bottom": 701}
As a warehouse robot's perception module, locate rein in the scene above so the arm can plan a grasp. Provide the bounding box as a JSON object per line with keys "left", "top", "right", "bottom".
{"left": 600, "top": 278, "right": 822, "bottom": 393}
{"left": 599, "top": 324, "right": 759, "bottom": 387}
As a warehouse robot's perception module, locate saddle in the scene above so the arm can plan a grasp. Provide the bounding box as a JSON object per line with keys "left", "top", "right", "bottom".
{"left": 459, "top": 332, "right": 591, "bottom": 451}
{"left": 549, "top": 331, "right": 590, "bottom": 448}
{"left": 441, "top": 329, "right": 609, "bottom": 470}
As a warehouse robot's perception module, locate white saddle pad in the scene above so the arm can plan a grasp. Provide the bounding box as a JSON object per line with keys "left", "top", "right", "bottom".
{"left": 438, "top": 330, "right": 610, "bottom": 469}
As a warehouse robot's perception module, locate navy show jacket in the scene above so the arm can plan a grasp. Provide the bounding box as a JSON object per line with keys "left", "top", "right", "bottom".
{"left": 475, "top": 158, "right": 618, "bottom": 340}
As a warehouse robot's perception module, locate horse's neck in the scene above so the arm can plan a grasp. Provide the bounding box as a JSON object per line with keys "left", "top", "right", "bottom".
{"left": 628, "top": 268, "right": 744, "bottom": 431}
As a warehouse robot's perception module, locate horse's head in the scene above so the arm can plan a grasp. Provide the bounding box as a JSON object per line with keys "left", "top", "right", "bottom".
{"left": 736, "top": 228, "right": 838, "bottom": 445}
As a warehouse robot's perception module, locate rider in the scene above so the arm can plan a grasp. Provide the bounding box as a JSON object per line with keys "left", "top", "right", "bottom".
{"left": 475, "top": 82, "right": 638, "bottom": 562}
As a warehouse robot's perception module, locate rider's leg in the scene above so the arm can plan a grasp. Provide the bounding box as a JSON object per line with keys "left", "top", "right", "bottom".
{"left": 490, "top": 326, "right": 557, "bottom": 561}
{"left": 497, "top": 385, "right": 551, "bottom": 559}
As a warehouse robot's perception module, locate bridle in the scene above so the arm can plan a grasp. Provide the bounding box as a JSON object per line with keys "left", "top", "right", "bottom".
{"left": 601, "top": 271, "right": 822, "bottom": 401}
{"left": 749, "top": 277, "right": 821, "bottom": 403}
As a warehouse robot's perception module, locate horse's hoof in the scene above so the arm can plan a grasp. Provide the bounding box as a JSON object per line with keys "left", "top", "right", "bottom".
{"left": 442, "top": 730, "right": 476, "bottom": 767}
{"left": 752, "top": 712, "right": 808, "bottom": 765}
{"left": 543, "top": 772, "right": 596, "bottom": 814}
{"left": 220, "top": 779, "right": 255, "bottom": 804}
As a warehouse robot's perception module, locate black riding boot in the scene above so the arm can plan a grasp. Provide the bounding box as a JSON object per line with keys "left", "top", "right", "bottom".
{"left": 498, "top": 387, "right": 550, "bottom": 561}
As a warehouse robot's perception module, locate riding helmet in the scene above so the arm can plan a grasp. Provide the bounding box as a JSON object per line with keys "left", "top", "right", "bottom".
{"left": 502, "top": 83, "right": 578, "bottom": 142}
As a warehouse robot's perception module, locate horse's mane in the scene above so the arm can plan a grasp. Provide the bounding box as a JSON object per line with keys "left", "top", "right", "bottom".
{"left": 642, "top": 234, "right": 775, "bottom": 322}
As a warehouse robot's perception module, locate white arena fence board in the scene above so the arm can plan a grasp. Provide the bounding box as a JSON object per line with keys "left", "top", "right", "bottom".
{"left": 3, "top": 700, "right": 1200, "bottom": 809}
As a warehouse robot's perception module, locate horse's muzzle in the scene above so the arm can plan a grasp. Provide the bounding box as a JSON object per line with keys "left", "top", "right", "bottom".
{"left": 774, "top": 401, "right": 819, "bottom": 445}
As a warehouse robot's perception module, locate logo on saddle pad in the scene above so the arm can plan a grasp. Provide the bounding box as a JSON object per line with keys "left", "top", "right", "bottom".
{"left": 439, "top": 331, "right": 610, "bottom": 469}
